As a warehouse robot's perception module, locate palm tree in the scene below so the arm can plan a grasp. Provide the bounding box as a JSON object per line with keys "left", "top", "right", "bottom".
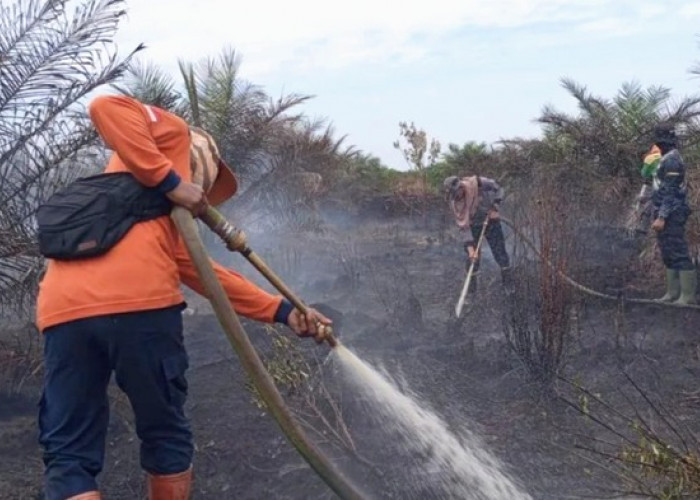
{"left": 118, "top": 47, "right": 356, "bottom": 228}
{"left": 0, "top": 0, "right": 141, "bottom": 314}
{"left": 112, "top": 59, "right": 188, "bottom": 117}
{"left": 538, "top": 78, "right": 700, "bottom": 179}
{"left": 178, "top": 48, "right": 317, "bottom": 184}
{"left": 237, "top": 116, "right": 355, "bottom": 228}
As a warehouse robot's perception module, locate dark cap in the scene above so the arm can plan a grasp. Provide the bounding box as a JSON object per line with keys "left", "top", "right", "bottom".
{"left": 653, "top": 124, "right": 677, "bottom": 147}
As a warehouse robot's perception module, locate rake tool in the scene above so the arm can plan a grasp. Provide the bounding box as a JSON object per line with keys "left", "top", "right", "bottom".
{"left": 455, "top": 218, "right": 489, "bottom": 318}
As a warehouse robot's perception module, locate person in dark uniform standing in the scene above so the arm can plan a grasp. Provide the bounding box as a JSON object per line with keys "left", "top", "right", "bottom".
{"left": 650, "top": 124, "right": 697, "bottom": 304}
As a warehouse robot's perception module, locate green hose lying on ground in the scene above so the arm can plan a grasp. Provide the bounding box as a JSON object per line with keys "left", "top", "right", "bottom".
{"left": 171, "top": 206, "right": 366, "bottom": 500}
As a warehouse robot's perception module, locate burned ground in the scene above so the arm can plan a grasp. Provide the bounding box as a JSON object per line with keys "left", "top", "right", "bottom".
{"left": 1, "top": 209, "right": 699, "bottom": 500}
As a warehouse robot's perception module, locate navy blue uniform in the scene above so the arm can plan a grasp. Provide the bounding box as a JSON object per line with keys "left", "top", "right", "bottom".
{"left": 652, "top": 149, "right": 694, "bottom": 271}
{"left": 39, "top": 305, "right": 193, "bottom": 500}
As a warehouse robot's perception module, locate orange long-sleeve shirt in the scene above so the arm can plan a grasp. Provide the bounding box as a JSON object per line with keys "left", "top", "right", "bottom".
{"left": 36, "top": 94, "right": 283, "bottom": 332}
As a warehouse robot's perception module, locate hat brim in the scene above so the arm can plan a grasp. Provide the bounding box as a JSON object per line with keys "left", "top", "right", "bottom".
{"left": 208, "top": 159, "right": 238, "bottom": 206}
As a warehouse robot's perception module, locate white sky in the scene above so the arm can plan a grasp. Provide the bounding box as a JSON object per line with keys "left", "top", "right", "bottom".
{"left": 113, "top": 0, "right": 700, "bottom": 169}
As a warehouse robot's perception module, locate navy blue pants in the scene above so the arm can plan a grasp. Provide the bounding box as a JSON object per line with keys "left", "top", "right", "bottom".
{"left": 656, "top": 209, "right": 695, "bottom": 271}
{"left": 469, "top": 218, "right": 511, "bottom": 270}
{"left": 38, "top": 305, "right": 193, "bottom": 500}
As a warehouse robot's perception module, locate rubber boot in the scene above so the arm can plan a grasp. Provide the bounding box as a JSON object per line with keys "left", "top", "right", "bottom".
{"left": 148, "top": 467, "right": 192, "bottom": 500}
{"left": 660, "top": 268, "right": 680, "bottom": 302}
{"left": 66, "top": 492, "right": 101, "bottom": 499}
{"left": 675, "top": 270, "right": 697, "bottom": 305}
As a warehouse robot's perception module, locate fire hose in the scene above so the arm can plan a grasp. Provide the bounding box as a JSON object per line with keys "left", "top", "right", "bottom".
{"left": 197, "top": 206, "right": 338, "bottom": 347}
{"left": 500, "top": 216, "right": 700, "bottom": 310}
{"left": 171, "top": 206, "right": 365, "bottom": 500}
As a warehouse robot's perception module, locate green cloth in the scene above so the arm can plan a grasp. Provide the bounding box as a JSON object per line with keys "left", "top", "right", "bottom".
{"left": 640, "top": 149, "right": 661, "bottom": 179}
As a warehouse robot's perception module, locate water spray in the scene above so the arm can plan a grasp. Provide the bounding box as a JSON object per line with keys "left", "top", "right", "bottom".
{"left": 174, "top": 205, "right": 533, "bottom": 499}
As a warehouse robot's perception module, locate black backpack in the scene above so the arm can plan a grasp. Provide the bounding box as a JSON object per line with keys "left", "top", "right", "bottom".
{"left": 37, "top": 172, "right": 173, "bottom": 260}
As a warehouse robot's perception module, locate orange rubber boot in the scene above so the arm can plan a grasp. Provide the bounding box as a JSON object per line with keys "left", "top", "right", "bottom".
{"left": 147, "top": 467, "right": 192, "bottom": 500}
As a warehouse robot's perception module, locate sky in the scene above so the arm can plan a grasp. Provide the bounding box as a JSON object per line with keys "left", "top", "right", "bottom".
{"left": 112, "top": 0, "right": 700, "bottom": 170}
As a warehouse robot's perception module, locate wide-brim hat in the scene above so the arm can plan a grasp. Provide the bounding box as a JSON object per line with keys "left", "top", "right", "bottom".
{"left": 189, "top": 127, "right": 238, "bottom": 206}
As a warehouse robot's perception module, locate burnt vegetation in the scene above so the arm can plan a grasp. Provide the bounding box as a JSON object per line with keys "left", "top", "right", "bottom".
{"left": 2, "top": 0, "right": 700, "bottom": 498}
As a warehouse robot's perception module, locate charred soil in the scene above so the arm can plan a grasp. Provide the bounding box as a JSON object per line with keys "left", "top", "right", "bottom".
{"left": 1, "top": 213, "right": 699, "bottom": 499}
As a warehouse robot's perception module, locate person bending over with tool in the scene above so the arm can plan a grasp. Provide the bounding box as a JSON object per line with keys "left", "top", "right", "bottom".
{"left": 650, "top": 124, "right": 697, "bottom": 305}
{"left": 443, "top": 175, "right": 513, "bottom": 294}
{"left": 35, "top": 94, "right": 331, "bottom": 500}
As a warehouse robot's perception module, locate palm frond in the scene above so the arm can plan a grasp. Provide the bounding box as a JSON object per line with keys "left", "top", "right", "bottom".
{"left": 0, "top": 0, "right": 141, "bottom": 314}
{"left": 663, "top": 95, "right": 700, "bottom": 124}
{"left": 113, "top": 59, "right": 187, "bottom": 115}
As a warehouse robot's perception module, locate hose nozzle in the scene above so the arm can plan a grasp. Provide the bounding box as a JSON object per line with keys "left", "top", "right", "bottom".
{"left": 200, "top": 206, "right": 248, "bottom": 253}
{"left": 322, "top": 327, "right": 338, "bottom": 348}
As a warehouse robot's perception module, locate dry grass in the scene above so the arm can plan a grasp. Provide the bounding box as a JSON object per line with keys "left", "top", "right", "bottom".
{"left": 245, "top": 324, "right": 362, "bottom": 462}
{"left": 503, "top": 176, "right": 581, "bottom": 386}
{"left": 562, "top": 374, "right": 700, "bottom": 500}
{"left": 0, "top": 323, "right": 43, "bottom": 395}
